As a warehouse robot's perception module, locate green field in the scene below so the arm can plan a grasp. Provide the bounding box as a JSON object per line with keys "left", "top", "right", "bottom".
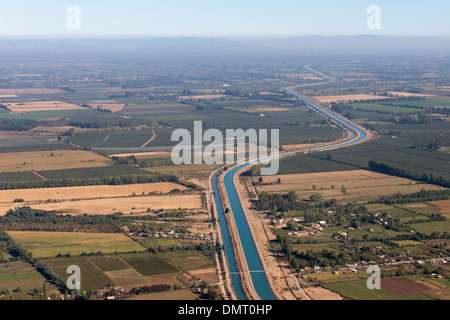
{"left": 8, "top": 231, "right": 147, "bottom": 258}
{"left": 349, "top": 103, "right": 421, "bottom": 114}
{"left": 137, "top": 238, "right": 185, "bottom": 250}
{"left": 397, "top": 99, "right": 450, "bottom": 108}
{"left": 42, "top": 257, "right": 115, "bottom": 290}
{"left": 38, "top": 165, "right": 148, "bottom": 180}
{"left": 160, "top": 251, "right": 215, "bottom": 271}
{"left": 409, "top": 220, "right": 450, "bottom": 234}
{"left": 88, "top": 256, "right": 131, "bottom": 272}
{"left": 0, "top": 261, "right": 53, "bottom": 294}
{"left": 121, "top": 253, "right": 180, "bottom": 276}
{"left": 0, "top": 171, "right": 43, "bottom": 182}
{"left": 324, "top": 280, "right": 432, "bottom": 300}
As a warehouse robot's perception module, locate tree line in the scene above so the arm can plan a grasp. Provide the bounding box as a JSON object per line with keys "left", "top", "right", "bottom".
{"left": 0, "top": 119, "right": 41, "bottom": 131}
{"left": 0, "top": 173, "right": 180, "bottom": 190}
{"left": 368, "top": 160, "right": 450, "bottom": 188}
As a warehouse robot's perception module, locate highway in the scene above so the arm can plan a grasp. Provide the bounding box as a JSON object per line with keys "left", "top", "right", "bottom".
{"left": 211, "top": 70, "right": 369, "bottom": 300}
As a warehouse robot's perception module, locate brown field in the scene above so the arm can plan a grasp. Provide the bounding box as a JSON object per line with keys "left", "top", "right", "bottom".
{"left": 430, "top": 200, "right": 450, "bottom": 217}
{"left": 105, "top": 269, "right": 148, "bottom": 289}
{"left": 255, "top": 170, "right": 445, "bottom": 201}
{"left": 109, "top": 151, "right": 171, "bottom": 159}
{"left": 314, "top": 94, "right": 392, "bottom": 104}
{"left": 188, "top": 267, "right": 219, "bottom": 285}
{"left": 239, "top": 107, "right": 289, "bottom": 113}
{"left": 5, "top": 101, "right": 85, "bottom": 113}
{"left": 0, "top": 193, "right": 201, "bottom": 216}
{"left": 0, "top": 150, "right": 109, "bottom": 172}
{"left": 304, "top": 287, "right": 343, "bottom": 300}
{"left": 423, "top": 287, "right": 450, "bottom": 300}
{"left": 381, "top": 277, "right": 430, "bottom": 295}
{"left": 87, "top": 103, "right": 125, "bottom": 112}
{"left": 145, "top": 273, "right": 181, "bottom": 286}
{"left": 0, "top": 182, "right": 187, "bottom": 205}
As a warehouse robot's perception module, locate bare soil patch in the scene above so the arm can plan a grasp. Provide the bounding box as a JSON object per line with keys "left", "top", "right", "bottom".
{"left": 381, "top": 277, "right": 429, "bottom": 295}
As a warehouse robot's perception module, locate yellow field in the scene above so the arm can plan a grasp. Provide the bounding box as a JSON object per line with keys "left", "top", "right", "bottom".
{"left": 0, "top": 182, "right": 187, "bottom": 204}
{"left": 5, "top": 101, "right": 85, "bottom": 112}
{"left": 239, "top": 107, "right": 289, "bottom": 113}
{"left": 255, "top": 170, "right": 445, "bottom": 201}
{"left": 87, "top": 103, "right": 125, "bottom": 112}
{"left": 17, "top": 194, "right": 202, "bottom": 215}
{"left": 8, "top": 231, "right": 146, "bottom": 258}
{"left": 109, "top": 151, "right": 171, "bottom": 159}
{"left": 431, "top": 200, "right": 450, "bottom": 217}
{"left": 314, "top": 94, "right": 391, "bottom": 104}
{"left": 0, "top": 150, "right": 109, "bottom": 172}
{"left": 0, "top": 182, "right": 199, "bottom": 215}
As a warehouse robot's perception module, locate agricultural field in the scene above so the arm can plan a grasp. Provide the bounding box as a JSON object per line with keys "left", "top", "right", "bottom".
{"left": 0, "top": 261, "right": 56, "bottom": 296}
{"left": 8, "top": 231, "right": 147, "bottom": 258}
{"left": 313, "top": 94, "right": 392, "bottom": 104}
{"left": 278, "top": 134, "right": 450, "bottom": 182}
{"left": 4, "top": 101, "right": 85, "bottom": 113}
{"left": 37, "top": 165, "right": 149, "bottom": 179}
{"left": 39, "top": 250, "right": 215, "bottom": 294}
{"left": 0, "top": 185, "right": 201, "bottom": 215}
{"left": 0, "top": 182, "right": 187, "bottom": 204}
{"left": 254, "top": 170, "right": 444, "bottom": 203}
{"left": 348, "top": 103, "right": 421, "bottom": 114}
{"left": 323, "top": 278, "right": 433, "bottom": 300}
{"left": 0, "top": 150, "right": 109, "bottom": 173}
{"left": 87, "top": 102, "right": 125, "bottom": 113}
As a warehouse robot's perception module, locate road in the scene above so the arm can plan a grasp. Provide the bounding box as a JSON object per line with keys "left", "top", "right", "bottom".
{"left": 210, "top": 67, "right": 371, "bottom": 300}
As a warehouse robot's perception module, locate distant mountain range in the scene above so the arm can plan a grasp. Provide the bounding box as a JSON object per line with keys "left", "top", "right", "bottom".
{"left": 1, "top": 36, "right": 449, "bottom": 62}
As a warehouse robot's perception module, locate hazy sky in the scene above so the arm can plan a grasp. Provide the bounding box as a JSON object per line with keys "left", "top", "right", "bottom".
{"left": 0, "top": 0, "right": 449, "bottom": 38}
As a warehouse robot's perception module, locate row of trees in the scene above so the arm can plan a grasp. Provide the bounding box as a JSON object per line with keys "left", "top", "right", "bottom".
{"left": 372, "top": 188, "right": 450, "bottom": 204}
{"left": 112, "top": 155, "right": 174, "bottom": 168}
{"left": 0, "top": 173, "right": 180, "bottom": 190}
{"left": 368, "top": 160, "right": 450, "bottom": 188}
{"left": 0, "top": 119, "right": 41, "bottom": 131}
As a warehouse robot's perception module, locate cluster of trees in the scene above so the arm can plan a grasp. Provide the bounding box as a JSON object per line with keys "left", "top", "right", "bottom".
{"left": 0, "top": 173, "right": 180, "bottom": 190}
{"left": 255, "top": 191, "right": 305, "bottom": 213}
{"left": 0, "top": 119, "right": 41, "bottom": 131}
{"left": 35, "top": 262, "right": 65, "bottom": 288}
{"left": 128, "top": 284, "right": 173, "bottom": 295}
{"left": 368, "top": 160, "right": 450, "bottom": 188}
{"left": 0, "top": 207, "right": 119, "bottom": 233}
{"left": 0, "top": 230, "right": 31, "bottom": 262}
{"left": 112, "top": 155, "right": 174, "bottom": 168}
{"left": 277, "top": 234, "right": 350, "bottom": 269}
{"left": 414, "top": 137, "right": 448, "bottom": 151}
{"left": 68, "top": 119, "right": 136, "bottom": 129}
